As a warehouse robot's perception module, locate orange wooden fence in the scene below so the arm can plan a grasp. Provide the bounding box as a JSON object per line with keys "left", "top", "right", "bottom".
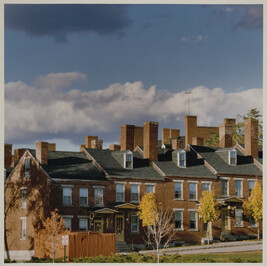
{"left": 34, "top": 231, "right": 116, "bottom": 261}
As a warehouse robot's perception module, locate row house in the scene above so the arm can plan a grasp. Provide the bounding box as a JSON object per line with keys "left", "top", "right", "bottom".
{"left": 4, "top": 117, "right": 262, "bottom": 260}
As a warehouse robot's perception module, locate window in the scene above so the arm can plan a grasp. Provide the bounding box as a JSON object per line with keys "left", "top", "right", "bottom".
{"left": 79, "top": 219, "right": 88, "bottom": 231}
{"left": 235, "top": 208, "right": 243, "bottom": 227}
{"left": 116, "top": 183, "right": 125, "bottom": 202}
{"left": 125, "top": 153, "right": 133, "bottom": 169}
{"left": 221, "top": 179, "right": 228, "bottom": 196}
{"left": 94, "top": 188, "right": 104, "bottom": 206}
{"left": 229, "top": 149, "right": 237, "bottom": 165}
{"left": 63, "top": 218, "right": 72, "bottom": 230}
{"left": 178, "top": 151, "right": 186, "bottom": 167}
{"left": 174, "top": 211, "right": 183, "bottom": 230}
{"left": 79, "top": 188, "right": 88, "bottom": 206}
{"left": 249, "top": 217, "right": 256, "bottom": 227}
{"left": 248, "top": 181, "right": 256, "bottom": 196}
{"left": 20, "top": 218, "right": 26, "bottom": 239}
{"left": 25, "top": 158, "right": 30, "bottom": 178}
{"left": 234, "top": 180, "right": 242, "bottom": 197}
{"left": 189, "top": 182, "right": 197, "bottom": 200}
{"left": 146, "top": 184, "right": 155, "bottom": 193}
{"left": 174, "top": 182, "right": 183, "bottom": 200}
{"left": 202, "top": 182, "right": 211, "bottom": 191}
{"left": 131, "top": 215, "right": 139, "bottom": 233}
{"left": 189, "top": 211, "right": 197, "bottom": 230}
{"left": 131, "top": 184, "right": 139, "bottom": 202}
{"left": 63, "top": 187, "right": 72, "bottom": 206}
{"left": 21, "top": 188, "right": 27, "bottom": 209}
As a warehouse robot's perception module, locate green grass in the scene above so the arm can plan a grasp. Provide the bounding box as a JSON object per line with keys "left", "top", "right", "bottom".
{"left": 72, "top": 251, "right": 262, "bottom": 263}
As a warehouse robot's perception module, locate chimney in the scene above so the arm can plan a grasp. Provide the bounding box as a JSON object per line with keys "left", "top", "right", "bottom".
{"left": 170, "top": 129, "right": 180, "bottom": 139}
{"left": 120, "top": 125, "right": 135, "bottom": 151}
{"left": 14, "top": 149, "right": 26, "bottom": 165}
{"left": 36, "top": 142, "right": 48, "bottom": 165}
{"left": 171, "top": 138, "right": 183, "bottom": 150}
{"left": 109, "top": 144, "right": 121, "bottom": 151}
{"left": 219, "top": 118, "right": 235, "bottom": 148}
{"left": 80, "top": 144, "right": 85, "bottom": 152}
{"left": 192, "top": 137, "right": 204, "bottom": 146}
{"left": 91, "top": 139, "right": 103, "bottom": 150}
{"left": 48, "top": 143, "right": 56, "bottom": 151}
{"left": 143, "top": 121, "right": 158, "bottom": 162}
{"left": 185, "top": 115, "right": 197, "bottom": 146}
{"left": 85, "top": 136, "right": 98, "bottom": 148}
{"left": 162, "top": 128, "right": 171, "bottom": 145}
{"left": 244, "top": 118, "right": 258, "bottom": 157}
{"left": 134, "top": 126, "right": 144, "bottom": 148}
{"left": 5, "top": 144, "right": 12, "bottom": 168}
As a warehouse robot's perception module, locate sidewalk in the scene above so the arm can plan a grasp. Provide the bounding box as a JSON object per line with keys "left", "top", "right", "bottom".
{"left": 139, "top": 240, "right": 263, "bottom": 255}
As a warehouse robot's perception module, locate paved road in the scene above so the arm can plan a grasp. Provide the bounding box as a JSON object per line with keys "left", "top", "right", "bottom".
{"left": 139, "top": 241, "right": 262, "bottom": 255}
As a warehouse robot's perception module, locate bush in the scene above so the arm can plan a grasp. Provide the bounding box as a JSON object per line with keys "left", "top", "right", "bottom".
{"left": 4, "top": 258, "right": 16, "bottom": 263}
{"left": 25, "top": 256, "right": 64, "bottom": 263}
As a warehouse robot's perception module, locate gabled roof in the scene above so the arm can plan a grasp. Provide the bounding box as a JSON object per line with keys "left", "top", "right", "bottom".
{"left": 29, "top": 149, "right": 107, "bottom": 181}
{"left": 235, "top": 143, "right": 263, "bottom": 165}
{"left": 191, "top": 145, "right": 262, "bottom": 176}
{"left": 84, "top": 148, "right": 164, "bottom": 180}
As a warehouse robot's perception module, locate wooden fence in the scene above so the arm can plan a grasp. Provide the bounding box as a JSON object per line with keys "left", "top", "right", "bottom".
{"left": 34, "top": 231, "right": 116, "bottom": 261}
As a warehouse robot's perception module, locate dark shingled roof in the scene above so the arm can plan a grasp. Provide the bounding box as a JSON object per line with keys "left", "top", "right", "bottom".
{"left": 5, "top": 167, "right": 14, "bottom": 179}
{"left": 237, "top": 144, "right": 263, "bottom": 165}
{"left": 85, "top": 148, "right": 164, "bottom": 180}
{"left": 154, "top": 148, "right": 216, "bottom": 178}
{"left": 191, "top": 145, "right": 262, "bottom": 176}
{"left": 29, "top": 149, "right": 107, "bottom": 181}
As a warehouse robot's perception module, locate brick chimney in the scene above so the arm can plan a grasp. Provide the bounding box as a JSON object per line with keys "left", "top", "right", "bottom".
{"left": 185, "top": 115, "right": 197, "bottom": 146}
{"left": 109, "top": 144, "right": 121, "bottom": 151}
{"left": 80, "top": 144, "right": 85, "bottom": 152}
{"left": 162, "top": 128, "right": 171, "bottom": 145}
{"left": 244, "top": 118, "right": 258, "bottom": 157}
{"left": 192, "top": 137, "right": 204, "bottom": 146}
{"left": 143, "top": 121, "right": 158, "bottom": 162}
{"left": 219, "top": 118, "right": 235, "bottom": 148}
{"left": 134, "top": 126, "right": 144, "bottom": 148}
{"left": 13, "top": 149, "right": 26, "bottom": 165}
{"left": 171, "top": 138, "right": 183, "bottom": 150}
{"left": 5, "top": 144, "right": 12, "bottom": 168}
{"left": 91, "top": 139, "right": 103, "bottom": 150}
{"left": 85, "top": 136, "right": 98, "bottom": 148}
{"left": 48, "top": 143, "right": 56, "bottom": 151}
{"left": 36, "top": 142, "right": 48, "bottom": 165}
{"left": 120, "top": 124, "right": 135, "bottom": 151}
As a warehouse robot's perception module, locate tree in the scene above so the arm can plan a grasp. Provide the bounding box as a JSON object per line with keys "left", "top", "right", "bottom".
{"left": 36, "top": 209, "right": 68, "bottom": 262}
{"left": 198, "top": 191, "right": 220, "bottom": 244}
{"left": 243, "top": 182, "right": 263, "bottom": 239}
{"left": 137, "top": 192, "right": 175, "bottom": 263}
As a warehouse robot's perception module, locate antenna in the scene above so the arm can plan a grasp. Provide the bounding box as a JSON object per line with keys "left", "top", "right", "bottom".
{"left": 184, "top": 91, "right": 192, "bottom": 115}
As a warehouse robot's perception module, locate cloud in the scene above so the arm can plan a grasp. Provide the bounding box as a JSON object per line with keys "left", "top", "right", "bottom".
{"left": 4, "top": 4, "right": 132, "bottom": 42}
{"left": 5, "top": 72, "right": 263, "bottom": 147}
{"left": 181, "top": 35, "right": 209, "bottom": 43}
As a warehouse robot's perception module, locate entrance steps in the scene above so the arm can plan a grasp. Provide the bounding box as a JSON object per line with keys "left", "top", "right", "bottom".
{"left": 116, "top": 242, "right": 133, "bottom": 252}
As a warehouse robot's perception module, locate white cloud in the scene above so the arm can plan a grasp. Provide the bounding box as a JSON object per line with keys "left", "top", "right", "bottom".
{"left": 181, "top": 35, "right": 209, "bottom": 43}
{"left": 5, "top": 72, "right": 263, "bottom": 146}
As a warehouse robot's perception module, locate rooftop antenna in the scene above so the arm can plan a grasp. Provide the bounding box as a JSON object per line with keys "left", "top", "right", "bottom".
{"left": 184, "top": 91, "right": 192, "bottom": 115}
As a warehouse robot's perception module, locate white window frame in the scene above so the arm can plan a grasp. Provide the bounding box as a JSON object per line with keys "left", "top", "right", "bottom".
{"left": 189, "top": 210, "right": 198, "bottom": 231}
{"left": 248, "top": 179, "right": 256, "bottom": 196}
{"left": 115, "top": 182, "right": 125, "bottom": 202}
{"left": 79, "top": 188, "right": 88, "bottom": 207}
{"left": 130, "top": 183, "right": 140, "bottom": 203}
{"left": 79, "top": 218, "right": 88, "bottom": 231}
{"left": 173, "top": 208, "right": 184, "bottom": 231}
{"left": 124, "top": 151, "right": 133, "bottom": 169}
{"left": 235, "top": 207, "right": 243, "bottom": 227}
{"left": 174, "top": 180, "right": 184, "bottom": 200}
{"left": 234, "top": 178, "right": 243, "bottom": 197}
{"left": 20, "top": 217, "right": 27, "bottom": 240}
{"left": 201, "top": 181, "right": 211, "bottom": 191}
{"left": 62, "top": 187, "right": 72, "bottom": 206}
{"left": 131, "top": 214, "right": 139, "bottom": 233}
{"left": 228, "top": 148, "right": 237, "bottom": 166}
{"left": 177, "top": 150, "right": 186, "bottom": 168}
{"left": 145, "top": 183, "right": 156, "bottom": 193}
{"left": 94, "top": 187, "right": 104, "bottom": 207}
{"left": 189, "top": 181, "right": 198, "bottom": 201}
{"left": 25, "top": 157, "right": 30, "bottom": 178}
{"left": 62, "top": 216, "right": 73, "bottom": 231}
{"left": 248, "top": 217, "right": 257, "bottom": 228}
{"left": 220, "top": 177, "right": 229, "bottom": 196}
{"left": 21, "top": 187, "right": 27, "bottom": 209}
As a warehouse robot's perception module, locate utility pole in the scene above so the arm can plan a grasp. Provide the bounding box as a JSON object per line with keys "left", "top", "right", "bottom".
{"left": 185, "top": 91, "right": 192, "bottom": 115}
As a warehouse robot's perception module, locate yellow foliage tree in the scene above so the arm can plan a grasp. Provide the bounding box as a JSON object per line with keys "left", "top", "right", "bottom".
{"left": 198, "top": 191, "right": 220, "bottom": 243}
{"left": 138, "top": 192, "right": 174, "bottom": 263}
{"left": 243, "top": 182, "right": 263, "bottom": 239}
{"left": 36, "top": 209, "right": 68, "bottom": 262}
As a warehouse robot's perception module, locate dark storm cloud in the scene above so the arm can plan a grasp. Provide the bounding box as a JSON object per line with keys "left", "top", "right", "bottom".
{"left": 5, "top": 4, "right": 132, "bottom": 41}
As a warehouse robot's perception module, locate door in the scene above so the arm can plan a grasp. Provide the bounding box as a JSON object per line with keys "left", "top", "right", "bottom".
{"left": 115, "top": 215, "right": 124, "bottom": 242}
{"left": 221, "top": 209, "right": 230, "bottom": 233}
{"left": 94, "top": 218, "right": 103, "bottom": 233}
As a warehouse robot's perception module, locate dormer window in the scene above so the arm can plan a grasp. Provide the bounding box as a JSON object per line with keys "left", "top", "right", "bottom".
{"left": 25, "top": 158, "right": 30, "bottom": 178}
{"left": 229, "top": 149, "right": 237, "bottom": 165}
{"left": 124, "top": 152, "right": 133, "bottom": 169}
{"left": 178, "top": 150, "right": 186, "bottom": 168}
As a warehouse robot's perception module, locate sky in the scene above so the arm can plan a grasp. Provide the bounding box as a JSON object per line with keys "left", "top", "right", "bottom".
{"left": 4, "top": 4, "right": 263, "bottom": 151}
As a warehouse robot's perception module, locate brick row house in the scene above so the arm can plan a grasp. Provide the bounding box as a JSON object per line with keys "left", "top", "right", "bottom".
{"left": 4, "top": 116, "right": 262, "bottom": 260}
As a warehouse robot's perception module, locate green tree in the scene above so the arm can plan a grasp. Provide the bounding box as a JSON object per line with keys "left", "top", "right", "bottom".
{"left": 138, "top": 192, "right": 175, "bottom": 263}
{"left": 198, "top": 191, "right": 220, "bottom": 244}
{"left": 243, "top": 182, "right": 263, "bottom": 239}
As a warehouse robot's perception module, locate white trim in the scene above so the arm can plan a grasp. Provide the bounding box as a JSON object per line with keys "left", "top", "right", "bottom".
{"left": 52, "top": 178, "right": 108, "bottom": 183}
{"left": 77, "top": 215, "right": 90, "bottom": 218}
{"left": 130, "top": 214, "right": 139, "bottom": 233}
{"left": 188, "top": 209, "right": 198, "bottom": 212}
{"left": 174, "top": 180, "right": 184, "bottom": 200}
{"left": 145, "top": 183, "right": 156, "bottom": 193}
{"left": 248, "top": 179, "right": 257, "bottom": 182}
{"left": 116, "top": 183, "right": 125, "bottom": 202}
{"left": 145, "top": 183, "right": 156, "bottom": 186}
{"left": 220, "top": 177, "right": 229, "bottom": 196}
{"left": 61, "top": 184, "right": 74, "bottom": 188}
{"left": 201, "top": 181, "right": 212, "bottom": 184}
{"left": 233, "top": 178, "right": 244, "bottom": 181}
{"left": 62, "top": 187, "right": 72, "bottom": 206}
{"left": 94, "top": 187, "right": 104, "bottom": 207}
{"left": 129, "top": 182, "right": 141, "bottom": 185}
{"left": 79, "top": 188, "right": 88, "bottom": 207}
{"left": 202, "top": 182, "right": 211, "bottom": 192}
{"left": 174, "top": 180, "right": 184, "bottom": 182}
{"left": 234, "top": 179, "right": 243, "bottom": 197}
{"left": 228, "top": 148, "right": 237, "bottom": 166}
{"left": 189, "top": 181, "right": 198, "bottom": 200}
{"left": 220, "top": 177, "right": 230, "bottom": 180}
{"left": 131, "top": 183, "right": 140, "bottom": 203}
{"left": 20, "top": 217, "right": 27, "bottom": 240}
{"left": 174, "top": 209, "right": 184, "bottom": 231}
{"left": 115, "top": 181, "right": 126, "bottom": 184}
{"left": 124, "top": 152, "right": 133, "bottom": 169}
{"left": 21, "top": 188, "right": 27, "bottom": 209}
{"left": 177, "top": 150, "right": 186, "bottom": 168}
{"left": 93, "top": 185, "right": 105, "bottom": 189}
{"left": 189, "top": 210, "right": 198, "bottom": 231}
{"left": 79, "top": 218, "right": 88, "bottom": 231}
{"left": 61, "top": 215, "right": 73, "bottom": 218}
{"left": 173, "top": 208, "right": 184, "bottom": 211}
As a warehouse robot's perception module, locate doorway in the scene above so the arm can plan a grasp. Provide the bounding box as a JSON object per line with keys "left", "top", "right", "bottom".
{"left": 115, "top": 215, "right": 124, "bottom": 242}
